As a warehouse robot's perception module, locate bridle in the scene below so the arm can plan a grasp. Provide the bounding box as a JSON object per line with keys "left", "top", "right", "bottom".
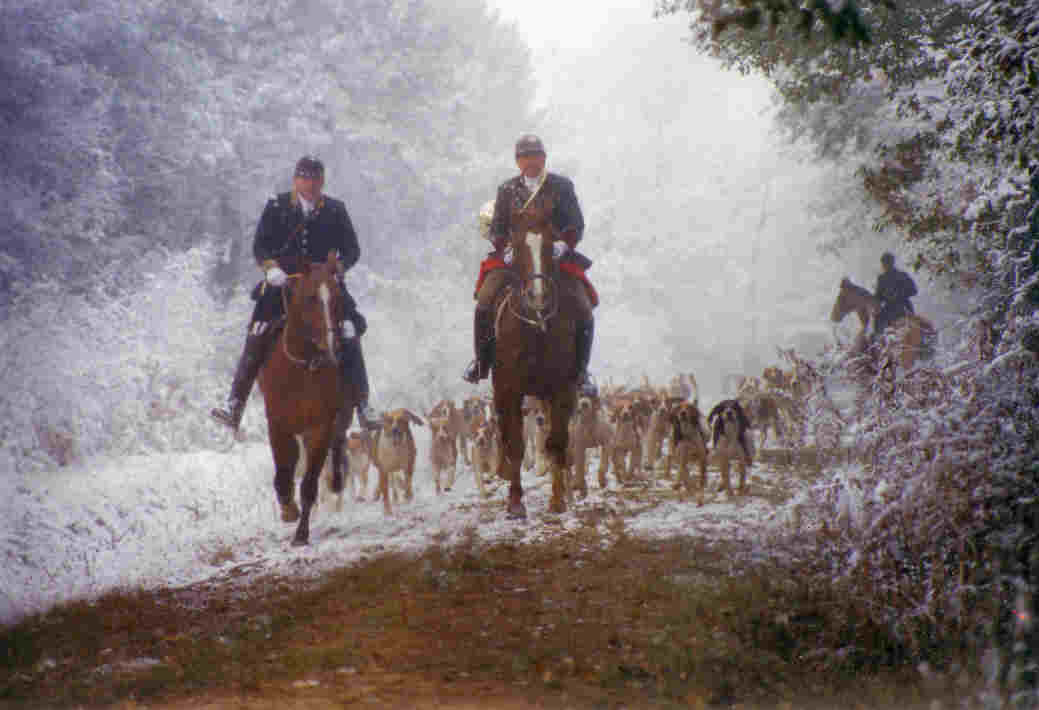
{"left": 279, "top": 273, "right": 341, "bottom": 371}
{"left": 503, "top": 231, "right": 560, "bottom": 332}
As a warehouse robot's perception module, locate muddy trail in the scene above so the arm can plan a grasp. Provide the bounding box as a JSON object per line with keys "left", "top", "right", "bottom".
{"left": 2, "top": 451, "right": 955, "bottom": 709}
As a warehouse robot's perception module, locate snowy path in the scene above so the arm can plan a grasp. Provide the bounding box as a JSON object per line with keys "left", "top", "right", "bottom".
{"left": 1, "top": 428, "right": 826, "bottom": 628}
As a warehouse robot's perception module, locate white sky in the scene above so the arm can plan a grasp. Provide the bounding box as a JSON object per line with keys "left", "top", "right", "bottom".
{"left": 488, "top": 0, "right": 663, "bottom": 52}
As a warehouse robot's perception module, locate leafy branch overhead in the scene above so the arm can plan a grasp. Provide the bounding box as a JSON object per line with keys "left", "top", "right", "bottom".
{"left": 656, "top": 1, "right": 893, "bottom": 45}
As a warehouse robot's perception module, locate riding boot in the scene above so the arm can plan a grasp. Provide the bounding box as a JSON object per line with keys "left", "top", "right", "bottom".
{"left": 575, "top": 319, "right": 598, "bottom": 398}
{"left": 211, "top": 326, "right": 275, "bottom": 432}
{"left": 463, "top": 307, "right": 496, "bottom": 384}
{"left": 341, "top": 337, "right": 380, "bottom": 430}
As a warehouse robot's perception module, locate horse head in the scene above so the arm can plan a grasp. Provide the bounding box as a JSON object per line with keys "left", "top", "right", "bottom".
{"left": 830, "top": 278, "right": 853, "bottom": 323}
{"left": 508, "top": 201, "right": 559, "bottom": 319}
{"left": 285, "top": 251, "right": 345, "bottom": 367}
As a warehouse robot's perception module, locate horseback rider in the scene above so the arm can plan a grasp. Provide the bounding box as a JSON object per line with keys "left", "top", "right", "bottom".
{"left": 873, "top": 251, "right": 918, "bottom": 339}
{"left": 463, "top": 134, "right": 598, "bottom": 397}
{"left": 211, "top": 156, "right": 380, "bottom": 432}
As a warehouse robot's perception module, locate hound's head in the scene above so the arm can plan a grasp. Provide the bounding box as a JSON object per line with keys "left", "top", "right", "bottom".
{"left": 380, "top": 408, "right": 423, "bottom": 444}
{"left": 611, "top": 401, "right": 637, "bottom": 425}
{"left": 675, "top": 401, "right": 702, "bottom": 426}
{"left": 430, "top": 399, "right": 455, "bottom": 420}
{"left": 713, "top": 400, "right": 746, "bottom": 433}
{"left": 462, "top": 397, "right": 486, "bottom": 424}
{"left": 473, "top": 422, "right": 496, "bottom": 451}
{"left": 576, "top": 394, "right": 600, "bottom": 415}
{"left": 429, "top": 417, "right": 453, "bottom": 445}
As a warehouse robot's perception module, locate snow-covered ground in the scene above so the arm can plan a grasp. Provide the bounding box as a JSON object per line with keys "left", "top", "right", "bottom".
{"left": 1, "top": 424, "right": 839, "bottom": 629}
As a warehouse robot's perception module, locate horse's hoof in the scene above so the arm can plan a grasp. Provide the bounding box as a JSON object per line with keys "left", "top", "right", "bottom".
{"left": 291, "top": 535, "right": 309, "bottom": 547}
{"left": 506, "top": 502, "right": 527, "bottom": 520}
{"left": 280, "top": 503, "right": 300, "bottom": 523}
{"left": 548, "top": 499, "right": 567, "bottom": 515}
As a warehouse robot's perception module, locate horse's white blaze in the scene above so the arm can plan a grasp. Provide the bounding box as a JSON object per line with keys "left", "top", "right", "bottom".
{"left": 526, "top": 231, "right": 545, "bottom": 308}
{"left": 318, "top": 282, "right": 337, "bottom": 360}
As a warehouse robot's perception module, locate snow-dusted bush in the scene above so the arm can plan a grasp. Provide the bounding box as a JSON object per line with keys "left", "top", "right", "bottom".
{"left": 0, "top": 245, "right": 240, "bottom": 472}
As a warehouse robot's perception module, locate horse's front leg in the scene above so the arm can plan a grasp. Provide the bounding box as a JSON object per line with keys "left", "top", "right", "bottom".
{"left": 270, "top": 429, "right": 300, "bottom": 523}
{"left": 495, "top": 392, "right": 526, "bottom": 520}
{"left": 546, "top": 392, "right": 576, "bottom": 514}
{"left": 294, "top": 432, "right": 333, "bottom": 546}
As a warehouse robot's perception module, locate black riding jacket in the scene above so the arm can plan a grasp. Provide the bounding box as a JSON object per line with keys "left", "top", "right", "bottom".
{"left": 874, "top": 267, "right": 917, "bottom": 313}
{"left": 249, "top": 191, "right": 364, "bottom": 330}
{"left": 253, "top": 191, "right": 360, "bottom": 275}
{"left": 488, "top": 173, "right": 584, "bottom": 245}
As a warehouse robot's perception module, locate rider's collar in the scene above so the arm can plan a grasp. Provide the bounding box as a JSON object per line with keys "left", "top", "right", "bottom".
{"left": 290, "top": 189, "right": 324, "bottom": 215}
{"left": 522, "top": 172, "right": 545, "bottom": 193}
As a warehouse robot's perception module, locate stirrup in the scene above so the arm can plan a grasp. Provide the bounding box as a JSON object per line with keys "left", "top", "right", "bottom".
{"left": 576, "top": 371, "right": 598, "bottom": 398}
{"left": 463, "top": 359, "right": 486, "bottom": 384}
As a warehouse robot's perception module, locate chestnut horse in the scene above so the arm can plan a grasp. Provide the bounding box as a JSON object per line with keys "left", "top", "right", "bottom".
{"left": 257, "top": 252, "right": 358, "bottom": 546}
{"left": 830, "top": 277, "right": 936, "bottom": 371}
{"left": 491, "top": 205, "right": 581, "bottom": 519}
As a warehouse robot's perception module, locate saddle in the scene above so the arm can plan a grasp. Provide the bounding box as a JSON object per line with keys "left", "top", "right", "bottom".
{"left": 473, "top": 254, "right": 599, "bottom": 307}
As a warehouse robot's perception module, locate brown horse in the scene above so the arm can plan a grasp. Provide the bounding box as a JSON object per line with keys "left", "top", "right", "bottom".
{"left": 257, "top": 252, "right": 357, "bottom": 546}
{"left": 491, "top": 206, "right": 582, "bottom": 519}
{"left": 830, "top": 277, "right": 936, "bottom": 371}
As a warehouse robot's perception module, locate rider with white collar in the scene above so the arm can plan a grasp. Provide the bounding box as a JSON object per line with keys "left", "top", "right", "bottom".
{"left": 464, "top": 135, "right": 598, "bottom": 397}
{"left": 211, "top": 156, "right": 380, "bottom": 433}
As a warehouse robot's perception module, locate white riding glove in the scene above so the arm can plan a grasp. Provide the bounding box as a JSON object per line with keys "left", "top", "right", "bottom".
{"left": 342, "top": 320, "right": 356, "bottom": 338}
{"left": 553, "top": 242, "right": 570, "bottom": 260}
{"left": 265, "top": 266, "right": 288, "bottom": 287}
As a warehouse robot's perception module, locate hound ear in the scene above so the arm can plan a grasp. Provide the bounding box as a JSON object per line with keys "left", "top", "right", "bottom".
{"left": 406, "top": 410, "right": 424, "bottom": 426}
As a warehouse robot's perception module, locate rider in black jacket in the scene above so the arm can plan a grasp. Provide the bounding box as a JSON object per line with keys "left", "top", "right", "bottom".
{"left": 873, "top": 251, "right": 918, "bottom": 338}
{"left": 211, "top": 156, "right": 379, "bottom": 432}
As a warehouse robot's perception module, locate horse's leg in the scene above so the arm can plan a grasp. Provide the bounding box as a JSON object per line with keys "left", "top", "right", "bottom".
{"left": 737, "top": 457, "right": 748, "bottom": 496}
{"left": 293, "top": 431, "right": 333, "bottom": 546}
{"left": 270, "top": 428, "right": 301, "bottom": 522}
{"left": 546, "top": 393, "right": 576, "bottom": 514}
{"left": 496, "top": 391, "right": 526, "bottom": 519}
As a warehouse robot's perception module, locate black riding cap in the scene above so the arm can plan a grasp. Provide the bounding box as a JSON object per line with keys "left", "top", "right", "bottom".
{"left": 294, "top": 156, "right": 325, "bottom": 179}
{"left": 515, "top": 134, "right": 546, "bottom": 157}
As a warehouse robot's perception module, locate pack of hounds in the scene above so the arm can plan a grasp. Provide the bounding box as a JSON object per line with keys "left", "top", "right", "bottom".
{"left": 326, "top": 353, "right": 824, "bottom": 513}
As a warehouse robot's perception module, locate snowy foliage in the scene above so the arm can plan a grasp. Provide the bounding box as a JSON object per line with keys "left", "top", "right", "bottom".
{"left": 0, "top": 0, "right": 536, "bottom": 311}
{"left": 657, "top": 0, "right": 1039, "bottom": 698}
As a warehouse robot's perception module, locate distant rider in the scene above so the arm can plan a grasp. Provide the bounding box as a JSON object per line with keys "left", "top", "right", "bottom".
{"left": 873, "top": 251, "right": 918, "bottom": 339}
{"left": 211, "top": 156, "right": 379, "bottom": 432}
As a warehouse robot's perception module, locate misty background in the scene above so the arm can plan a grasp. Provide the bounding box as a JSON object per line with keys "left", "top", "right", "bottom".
{"left": 0, "top": 0, "right": 962, "bottom": 474}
